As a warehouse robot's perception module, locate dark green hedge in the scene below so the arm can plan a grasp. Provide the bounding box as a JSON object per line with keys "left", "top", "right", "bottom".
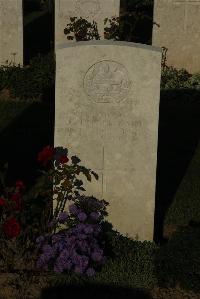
{"left": 0, "top": 51, "right": 55, "bottom": 102}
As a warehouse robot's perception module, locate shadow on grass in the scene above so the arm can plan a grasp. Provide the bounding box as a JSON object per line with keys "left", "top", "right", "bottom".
{"left": 154, "top": 89, "right": 200, "bottom": 242}
{"left": 40, "top": 284, "right": 152, "bottom": 299}
{"left": 0, "top": 101, "right": 54, "bottom": 187}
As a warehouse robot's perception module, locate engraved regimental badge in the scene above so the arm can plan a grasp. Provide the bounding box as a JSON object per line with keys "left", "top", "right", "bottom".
{"left": 84, "top": 60, "right": 131, "bottom": 103}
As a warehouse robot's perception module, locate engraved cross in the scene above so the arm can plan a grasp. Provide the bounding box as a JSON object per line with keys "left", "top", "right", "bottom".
{"left": 173, "top": 0, "right": 200, "bottom": 32}
{"left": 92, "top": 146, "right": 105, "bottom": 199}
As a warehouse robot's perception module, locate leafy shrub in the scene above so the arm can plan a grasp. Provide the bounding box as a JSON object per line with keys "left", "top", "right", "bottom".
{"left": 155, "top": 225, "right": 200, "bottom": 292}
{"left": 161, "top": 67, "right": 192, "bottom": 90}
{"left": 64, "top": 17, "right": 100, "bottom": 41}
{"left": 0, "top": 51, "right": 55, "bottom": 101}
{"left": 161, "top": 47, "right": 200, "bottom": 91}
{"left": 187, "top": 73, "right": 200, "bottom": 90}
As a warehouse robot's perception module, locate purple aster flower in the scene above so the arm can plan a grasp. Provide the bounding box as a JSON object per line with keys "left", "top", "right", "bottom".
{"left": 67, "top": 235, "right": 77, "bottom": 244}
{"left": 72, "top": 223, "right": 85, "bottom": 234}
{"left": 64, "top": 259, "right": 73, "bottom": 270}
{"left": 59, "top": 249, "right": 70, "bottom": 259}
{"left": 52, "top": 234, "right": 62, "bottom": 243}
{"left": 77, "top": 212, "right": 87, "bottom": 222}
{"left": 54, "top": 261, "right": 64, "bottom": 273}
{"left": 86, "top": 267, "right": 95, "bottom": 277}
{"left": 76, "top": 233, "right": 87, "bottom": 240}
{"left": 69, "top": 204, "right": 79, "bottom": 215}
{"left": 77, "top": 240, "right": 89, "bottom": 253}
{"left": 72, "top": 254, "right": 82, "bottom": 266}
{"left": 84, "top": 224, "right": 94, "bottom": 234}
{"left": 91, "top": 250, "right": 103, "bottom": 262}
{"left": 42, "top": 245, "right": 56, "bottom": 259}
{"left": 47, "top": 219, "right": 57, "bottom": 228}
{"left": 81, "top": 255, "right": 89, "bottom": 268}
{"left": 73, "top": 255, "right": 89, "bottom": 273}
{"left": 58, "top": 212, "right": 69, "bottom": 223}
{"left": 90, "top": 212, "right": 100, "bottom": 221}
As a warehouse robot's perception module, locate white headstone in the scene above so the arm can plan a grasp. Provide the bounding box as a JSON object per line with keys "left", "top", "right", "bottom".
{"left": 55, "top": 0, "right": 120, "bottom": 48}
{"left": 152, "top": 0, "right": 200, "bottom": 73}
{"left": 54, "top": 40, "right": 162, "bottom": 241}
{"left": 0, "top": 0, "right": 23, "bottom": 66}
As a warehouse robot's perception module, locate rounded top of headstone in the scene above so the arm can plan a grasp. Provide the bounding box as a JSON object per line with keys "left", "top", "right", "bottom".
{"left": 56, "top": 40, "right": 162, "bottom": 53}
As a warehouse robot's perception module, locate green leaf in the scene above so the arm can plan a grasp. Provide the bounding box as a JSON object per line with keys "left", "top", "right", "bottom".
{"left": 91, "top": 171, "right": 99, "bottom": 180}
{"left": 84, "top": 172, "right": 91, "bottom": 182}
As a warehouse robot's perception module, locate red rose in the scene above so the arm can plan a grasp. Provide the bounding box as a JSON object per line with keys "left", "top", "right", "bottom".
{"left": 3, "top": 217, "right": 21, "bottom": 238}
{"left": 0, "top": 197, "right": 6, "bottom": 206}
{"left": 37, "top": 145, "right": 54, "bottom": 167}
{"left": 59, "top": 155, "right": 69, "bottom": 164}
{"left": 15, "top": 180, "right": 25, "bottom": 191}
{"left": 10, "top": 193, "right": 22, "bottom": 211}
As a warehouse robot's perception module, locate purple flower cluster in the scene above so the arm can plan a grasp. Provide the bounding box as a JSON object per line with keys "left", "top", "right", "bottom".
{"left": 36, "top": 195, "right": 109, "bottom": 276}
{"left": 68, "top": 195, "right": 108, "bottom": 225}
{"left": 36, "top": 222, "right": 106, "bottom": 276}
{"left": 58, "top": 212, "right": 69, "bottom": 223}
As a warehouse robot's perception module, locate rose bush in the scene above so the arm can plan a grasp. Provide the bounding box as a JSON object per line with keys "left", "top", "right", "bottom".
{"left": 0, "top": 173, "right": 25, "bottom": 271}
{"left": 0, "top": 173, "right": 25, "bottom": 240}
{"left": 35, "top": 145, "right": 111, "bottom": 276}
{"left": 0, "top": 145, "right": 112, "bottom": 275}
{"left": 3, "top": 217, "right": 21, "bottom": 238}
{"left": 35, "top": 145, "right": 99, "bottom": 220}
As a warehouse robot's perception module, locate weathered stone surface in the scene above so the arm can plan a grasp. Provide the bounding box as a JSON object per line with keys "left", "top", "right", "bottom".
{"left": 0, "top": 0, "right": 23, "bottom": 66}
{"left": 152, "top": 0, "right": 200, "bottom": 73}
{"left": 55, "top": 0, "right": 120, "bottom": 48}
{"left": 54, "top": 40, "right": 162, "bottom": 241}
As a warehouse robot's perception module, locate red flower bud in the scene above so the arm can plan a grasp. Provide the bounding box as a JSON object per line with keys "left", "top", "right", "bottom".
{"left": 59, "top": 155, "right": 69, "bottom": 164}
{"left": 37, "top": 145, "right": 54, "bottom": 167}
{"left": 15, "top": 180, "right": 25, "bottom": 191}
{"left": 3, "top": 217, "right": 21, "bottom": 238}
